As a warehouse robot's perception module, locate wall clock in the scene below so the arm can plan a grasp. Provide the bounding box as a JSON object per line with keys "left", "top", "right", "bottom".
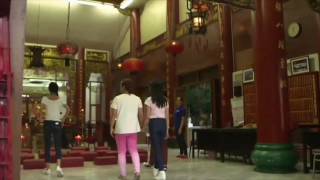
{"left": 288, "top": 22, "right": 301, "bottom": 38}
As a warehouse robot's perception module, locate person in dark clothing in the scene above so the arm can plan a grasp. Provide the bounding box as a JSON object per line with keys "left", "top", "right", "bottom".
{"left": 175, "top": 97, "right": 188, "bottom": 158}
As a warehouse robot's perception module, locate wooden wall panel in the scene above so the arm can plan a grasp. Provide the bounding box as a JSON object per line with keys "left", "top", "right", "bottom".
{"left": 243, "top": 73, "right": 320, "bottom": 126}
{"left": 288, "top": 73, "right": 319, "bottom": 125}
{"left": 243, "top": 83, "right": 257, "bottom": 125}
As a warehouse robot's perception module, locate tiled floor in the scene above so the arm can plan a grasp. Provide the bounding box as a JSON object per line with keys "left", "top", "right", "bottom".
{"left": 21, "top": 148, "right": 315, "bottom": 180}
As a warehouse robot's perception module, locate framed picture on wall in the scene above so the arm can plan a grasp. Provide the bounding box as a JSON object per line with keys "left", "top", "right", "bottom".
{"left": 85, "top": 49, "right": 109, "bottom": 62}
{"left": 243, "top": 68, "right": 255, "bottom": 83}
{"left": 291, "top": 56, "right": 309, "bottom": 75}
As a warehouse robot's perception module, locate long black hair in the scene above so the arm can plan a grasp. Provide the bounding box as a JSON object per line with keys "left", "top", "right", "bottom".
{"left": 150, "top": 81, "right": 167, "bottom": 108}
{"left": 48, "top": 82, "right": 59, "bottom": 96}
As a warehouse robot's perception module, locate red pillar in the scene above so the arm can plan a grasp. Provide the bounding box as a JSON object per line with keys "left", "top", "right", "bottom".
{"left": 0, "top": 16, "right": 13, "bottom": 180}
{"left": 167, "top": 0, "right": 178, "bottom": 128}
{"left": 218, "top": 5, "right": 233, "bottom": 128}
{"left": 130, "top": 9, "right": 141, "bottom": 57}
{"left": 104, "top": 57, "right": 113, "bottom": 147}
{"left": 76, "top": 48, "right": 86, "bottom": 135}
{"left": 252, "top": 0, "right": 297, "bottom": 173}
{"left": 9, "top": 0, "right": 27, "bottom": 179}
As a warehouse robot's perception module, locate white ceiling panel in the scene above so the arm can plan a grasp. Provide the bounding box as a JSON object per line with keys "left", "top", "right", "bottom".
{"left": 26, "top": 0, "right": 127, "bottom": 50}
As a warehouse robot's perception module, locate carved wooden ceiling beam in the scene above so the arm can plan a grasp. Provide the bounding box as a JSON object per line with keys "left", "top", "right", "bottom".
{"left": 206, "top": 0, "right": 255, "bottom": 10}
{"left": 95, "top": 0, "right": 123, "bottom": 5}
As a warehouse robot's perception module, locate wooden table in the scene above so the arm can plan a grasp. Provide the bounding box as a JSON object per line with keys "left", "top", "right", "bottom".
{"left": 302, "top": 131, "right": 320, "bottom": 173}
{"left": 190, "top": 127, "right": 257, "bottom": 163}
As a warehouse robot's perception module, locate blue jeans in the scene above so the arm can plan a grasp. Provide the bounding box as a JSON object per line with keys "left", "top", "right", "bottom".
{"left": 43, "top": 121, "right": 62, "bottom": 162}
{"left": 149, "top": 118, "right": 166, "bottom": 171}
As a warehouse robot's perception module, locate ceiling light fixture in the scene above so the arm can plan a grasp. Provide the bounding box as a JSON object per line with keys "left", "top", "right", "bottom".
{"left": 120, "top": 0, "right": 134, "bottom": 9}
{"left": 67, "top": 0, "right": 114, "bottom": 8}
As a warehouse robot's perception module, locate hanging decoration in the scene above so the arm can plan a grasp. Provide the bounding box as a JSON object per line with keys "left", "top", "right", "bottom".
{"left": 29, "top": 46, "right": 45, "bottom": 68}
{"left": 29, "top": 1, "right": 46, "bottom": 69}
{"left": 187, "top": 0, "right": 210, "bottom": 34}
{"left": 308, "top": 0, "right": 320, "bottom": 13}
{"left": 57, "top": 3, "right": 78, "bottom": 65}
{"left": 165, "top": 41, "right": 184, "bottom": 56}
{"left": 211, "top": 0, "right": 255, "bottom": 9}
{"left": 57, "top": 41, "right": 78, "bottom": 61}
{"left": 122, "top": 58, "right": 145, "bottom": 73}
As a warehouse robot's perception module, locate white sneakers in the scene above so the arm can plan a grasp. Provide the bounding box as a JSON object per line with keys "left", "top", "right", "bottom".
{"left": 56, "top": 166, "right": 64, "bottom": 178}
{"left": 154, "top": 171, "right": 166, "bottom": 180}
{"left": 153, "top": 168, "right": 159, "bottom": 177}
{"left": 42, "top": 168, "right": 51, "bottom": 175}
{"left": 43, "top": 166, "right": 64, "bottom": 178}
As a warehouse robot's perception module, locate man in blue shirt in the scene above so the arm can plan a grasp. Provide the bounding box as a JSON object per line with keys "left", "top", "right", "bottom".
{"left": 174, "top": 97, "right": 188, "bottom": 158}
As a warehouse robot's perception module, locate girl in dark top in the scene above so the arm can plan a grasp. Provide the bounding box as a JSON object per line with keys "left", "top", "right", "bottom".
{"left": 175, "top": 97, "right": 188, "bottom": 158}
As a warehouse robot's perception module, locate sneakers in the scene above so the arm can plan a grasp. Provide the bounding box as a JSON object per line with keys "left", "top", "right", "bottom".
{"left": 134, "top": 173, "right": 140, "bottom": 180}
{"left": 42, "top": 168, "right": 51, "bottom": 175}
{"left": 153, "top": 167, "right": 159, "bottom": 177}
{"left": 177, "top": 154, "right": 188, "bottom": 159}
{"left": 118, "top": 175, "right": 128, "bottom": 180}
{"left": 154, "top": 171, "right": 166, "bottom": 180}
{"left": 143, "top": 162, "right": 151, "bottom": 167}
{"left": 180, "top": 155, "right": 188, "bottom": 159}
{"left": 56, "top": 166, "right": 64, "bottom": 178}
{"left": 43, "top": 167, "right": 63, "bottom": 177}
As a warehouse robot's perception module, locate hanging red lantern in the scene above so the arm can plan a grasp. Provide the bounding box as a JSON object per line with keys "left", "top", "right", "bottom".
{"left": 122, "top": 58, "right": 145, "bottom": 73}
{"left": 57, "top": 41, "right": 79, "bottom": 59}
{"left": 57, "top": 3, "right": 78, "bottom": 59}
{"left": 165, "top": 41, "right": 184, "bottom": 56}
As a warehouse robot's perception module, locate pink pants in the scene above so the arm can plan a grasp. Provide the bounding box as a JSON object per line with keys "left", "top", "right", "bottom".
{"left": 115, "top": 133, "right": 141, "bottom": 176}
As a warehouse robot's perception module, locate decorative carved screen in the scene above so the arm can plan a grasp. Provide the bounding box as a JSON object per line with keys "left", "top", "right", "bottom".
{"left": 288, "top": 72, "right": 319, "bottom": 125}
{"left": 243, "top": 83, "right": 257, "bottom": 124}
{"left": 242, "top": 72, "right": 320, "bottom": 126}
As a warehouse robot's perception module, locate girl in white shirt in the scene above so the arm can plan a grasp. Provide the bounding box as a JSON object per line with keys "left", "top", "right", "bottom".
{"left": 40, "top": 82, "right": 69, "bottom": 177}
{"left": 110, "top": 79, "right": 143, "bottom": 180}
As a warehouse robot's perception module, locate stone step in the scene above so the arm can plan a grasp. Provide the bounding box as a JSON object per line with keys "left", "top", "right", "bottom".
{"left": 94, "top": 156, "right": 117, "bottom": 165}
{"left": 61, "top": 157, "right": 84, "bottom": 168}
{"left": 23, "top": 159, "right": 46, "bottom": 170}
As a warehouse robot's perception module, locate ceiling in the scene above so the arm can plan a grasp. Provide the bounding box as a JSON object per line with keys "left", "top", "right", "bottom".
{"left": 25, "top": 0, "right": 131, "bottom": 50}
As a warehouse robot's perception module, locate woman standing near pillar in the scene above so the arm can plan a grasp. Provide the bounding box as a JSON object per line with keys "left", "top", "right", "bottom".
{"left": 110, "top": 79, "right": 143, "bottom": 180}
{"left": 143, "top": 81, "right": 169, "bottom": 180}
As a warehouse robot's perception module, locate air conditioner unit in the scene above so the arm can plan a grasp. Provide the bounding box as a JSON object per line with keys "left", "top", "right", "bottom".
{"left": 287, "top": 53, "right": 319, "bottom": 76}
{"left": 308, "top": 53, "right": 319, "bottom": 72}
{"left": 232, "top": 71, "right": 243, "bottom": 97}
{"left": 287, "top": 59, "right": 292, "bottom": 76}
